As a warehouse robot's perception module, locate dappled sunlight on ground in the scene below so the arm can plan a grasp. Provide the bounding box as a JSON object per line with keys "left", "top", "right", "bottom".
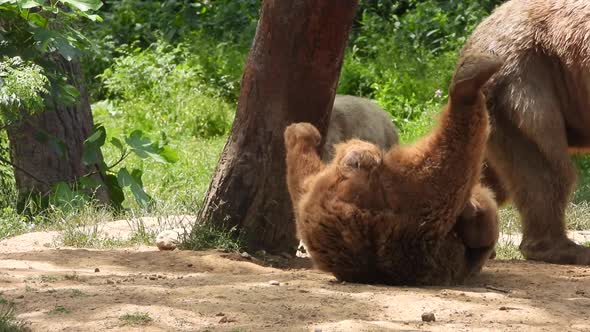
{"left": 1, "top": 222, "right": 590, "bottom": 331}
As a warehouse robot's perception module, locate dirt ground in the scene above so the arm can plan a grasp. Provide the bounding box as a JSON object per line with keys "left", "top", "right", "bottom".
{"left": 1, "top": 219, "right": 590, "bottom": 332}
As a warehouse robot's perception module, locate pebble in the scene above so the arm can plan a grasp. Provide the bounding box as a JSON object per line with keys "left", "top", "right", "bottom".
{"left": 269, "top": 280, "right": 280, "bottom": 286}
{"left": 241, "top": 252, "right": 252, "bottom": 259}
{"left": 156, "top": 230, "right": 180, "bottom": 251}
{"left": 94, "top": 268, "right": 100, "bottom": 273}
{"left": 422, "top": 312, "right": 436, "bottom": 322}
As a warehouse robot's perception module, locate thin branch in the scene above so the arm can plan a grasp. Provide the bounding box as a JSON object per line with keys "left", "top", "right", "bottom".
{"left": 82, "top": 150, "right": 131, "bottom": 178}
{"left": 108, "top": 150, "right": 132, "bottom": 170}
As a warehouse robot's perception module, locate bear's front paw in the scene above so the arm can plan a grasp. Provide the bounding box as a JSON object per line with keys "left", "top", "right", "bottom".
{"left": 339, "top": 140, "right": 382, "bottom": 172}
{"left": 284, "top": 122, "right": 321, "bottom": 150}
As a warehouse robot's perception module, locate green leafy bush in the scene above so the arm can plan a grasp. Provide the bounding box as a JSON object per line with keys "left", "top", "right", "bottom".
{"left": 100, "top": 42, "right": 234, "bottom": 138}
{"left": 339, "top": 0, "right": 500, "bottom": 132}
{"left": 81, "top": 0, "right": 258, "bottom": 100}
{"left": 0, "top": 57, "right": 48, "bottom": 124}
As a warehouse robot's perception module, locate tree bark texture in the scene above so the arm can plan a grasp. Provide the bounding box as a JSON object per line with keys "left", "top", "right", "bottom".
{"left": 199, "top": 0, "right": 359, "bottom": 252}
{"left": 7, "top": 55, "right": 110, "bottom": 203}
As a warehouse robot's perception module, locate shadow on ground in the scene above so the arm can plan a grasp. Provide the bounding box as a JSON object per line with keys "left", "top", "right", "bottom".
{"left": 1, "top": 246, "right": 589, "bottom": 331}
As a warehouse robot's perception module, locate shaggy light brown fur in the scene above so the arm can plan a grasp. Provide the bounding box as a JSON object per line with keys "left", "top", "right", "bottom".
{"left": 284, "top": 54, "right": 501, "bottom": 285}
{"left": 323, "top": 95, "right": 399, "bottom": 161}
{"left": 461, "top": 0, "right": 590, "bottom": 264}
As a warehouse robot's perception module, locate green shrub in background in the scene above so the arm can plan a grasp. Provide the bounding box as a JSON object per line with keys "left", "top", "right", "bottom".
{"left": 99, "top": 42, "right": 234, "bottom": 139}
{"left": 339, "top": 0, "right": 503, "bottom": 131}
{"left": 82, "top": 0, "right": 259, "bottom": 100}
{"left": 12, "top": 0, "right": 590, "bottom": 236}
{"left": 573, "top": 155, "right": 590, "bottom": 202}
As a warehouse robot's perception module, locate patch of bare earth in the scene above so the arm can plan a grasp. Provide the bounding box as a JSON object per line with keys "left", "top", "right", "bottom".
{"left": 1, "top": 220, "right": 589, "bottom": 331}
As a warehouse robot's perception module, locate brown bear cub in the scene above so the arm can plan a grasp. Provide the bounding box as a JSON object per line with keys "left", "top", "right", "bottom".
{"left": 284, "top": 53, "right": 502, "bottom": 285}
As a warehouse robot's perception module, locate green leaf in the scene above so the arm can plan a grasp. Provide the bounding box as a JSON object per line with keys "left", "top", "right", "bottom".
{"left": 85, "top": 125, "right": 106, "bottom": 146}
{"left": 18, "top": 0, "right": 43, "bottom": 9}
{"left": 104, "top": 174, "right": 124, "bottom": 209}
{"left": 82, "top": 126, "right": 106, "bottom": 166}
{"left": 110, "top": 137, "right": 125, "bottom": 154}
{"left": 78, "top": 176, "right": 100, "bottom": 191}
{"left": 62, "top": 84, "right": 80, "bottom": 100}
{"left": 117, "top": 168, "right": 152, "bottom": 209}
{"left": 159, "top": 146, "right": 179, "bottom": 163}
{"left": 116, "top": 168, "right": 133, "bottom": 187}
{"left": 125, "top": 130, "right": 167, "bottom": 163}
{"left": 30, "top": 27, "right": 61, "bottom": 52}
{"left": 50, "top": 182, "right": 86, "bottom": 209}
{"left": 79, "top": 12, "right": 102, "bottom": 22}
{"left": 60, "top": 0, "right": 103, "bottom": 12}
{"left": 26, "top": 13, "right": 48, "bottom": 27}
{"left": 81, "top": 144, "right": 100, "bottom": 166}
{"left": 53, "top": 182, "right": 75, "bottom": 203}
{"left": 53, "top": 37, "right": 79, "bottom": 61}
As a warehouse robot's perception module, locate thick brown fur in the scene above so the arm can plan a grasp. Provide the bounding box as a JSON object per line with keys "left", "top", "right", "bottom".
{"left": 323, "top": 95, "right": 399, "bottom": 161}
{"left": 284, "top": 54, "right": 502, "bottom": 285}
{"left": 461, "top": 0, "right": 590, "bottom": 264}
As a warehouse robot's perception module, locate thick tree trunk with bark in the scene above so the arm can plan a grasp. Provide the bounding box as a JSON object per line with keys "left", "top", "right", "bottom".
{"left": 7, "top": 55, "right": 110, "bottom": 204}
{"left": 199, "top": 0, "right": 359, "bottom": 253}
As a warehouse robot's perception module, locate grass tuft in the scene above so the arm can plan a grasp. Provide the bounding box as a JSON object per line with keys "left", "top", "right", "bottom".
{"left": 494, "top": 244, "right": 524, "bottom": 261}
{"left": 119, "top": 312, "right": 152, "bottom": 326}
{"left": 0, "top": 297, "right": 28, "bottom": 332}
{"left": 180, "top": 222, "right": 242, "bottom": 252}
{"left": 48, "top": 305, "right": 70, "bottom": 315}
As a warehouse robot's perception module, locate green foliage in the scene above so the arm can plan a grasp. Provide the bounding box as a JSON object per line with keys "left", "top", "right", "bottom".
{"left": 0, "top": 0, "right": 103, "bottom": 60}
{"left": 0, "top": 0, "right": 103, "bottom": 115}
{"left": 48, "top": 125, "right": 179, "bottom": 211}
{"left": 0, "top": 206, "right": 28, "bottom": 240}
{"left": 3, "top": 0, "right": 590, "bottom": 246}
{"left": 0, "top": 57, "right": 48, "bottom": 124}
{"left": 81, "top": 0, "right": 258, "bottom": 99}
{"left": 0, "top": 132, "right": 16, "bottom": 209}
{"left": 573, "top": 155, "right": 590, "bottom": 202}
{"left": 93, "top": 129, "right": 226, "bottom": 211}
{"left": 339, "top": 0, "right": 501, "bottom": 130}
{"left": 495, "top": 244, "right": 524, "bottom": 261}
{"left": 99, "top": 42, "right": 234, "bottom": 138}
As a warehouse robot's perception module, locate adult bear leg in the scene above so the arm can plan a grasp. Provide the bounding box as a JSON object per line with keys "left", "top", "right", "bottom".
{"left": 486, "top": 90, "right": 590, "bottom": 265}
{"left": 481, "top": 162, "right": 509, "bottom": 206}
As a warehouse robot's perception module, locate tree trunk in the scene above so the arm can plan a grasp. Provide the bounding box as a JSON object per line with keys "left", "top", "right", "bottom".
{"left": 7, "top": 55, "right": 110, "bottom": 205}
{"left": 199, "top": 0, "right": 359, "bottom": 253}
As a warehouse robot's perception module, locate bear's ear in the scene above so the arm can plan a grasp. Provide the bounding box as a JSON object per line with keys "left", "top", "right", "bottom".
{"left": 449, "top": 53, "right": 504, "bottom": 104}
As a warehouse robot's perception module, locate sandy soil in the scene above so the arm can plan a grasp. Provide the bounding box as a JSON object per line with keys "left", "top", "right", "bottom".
{"left": 1, "top": 219, "right": 590, "bottom": 332}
